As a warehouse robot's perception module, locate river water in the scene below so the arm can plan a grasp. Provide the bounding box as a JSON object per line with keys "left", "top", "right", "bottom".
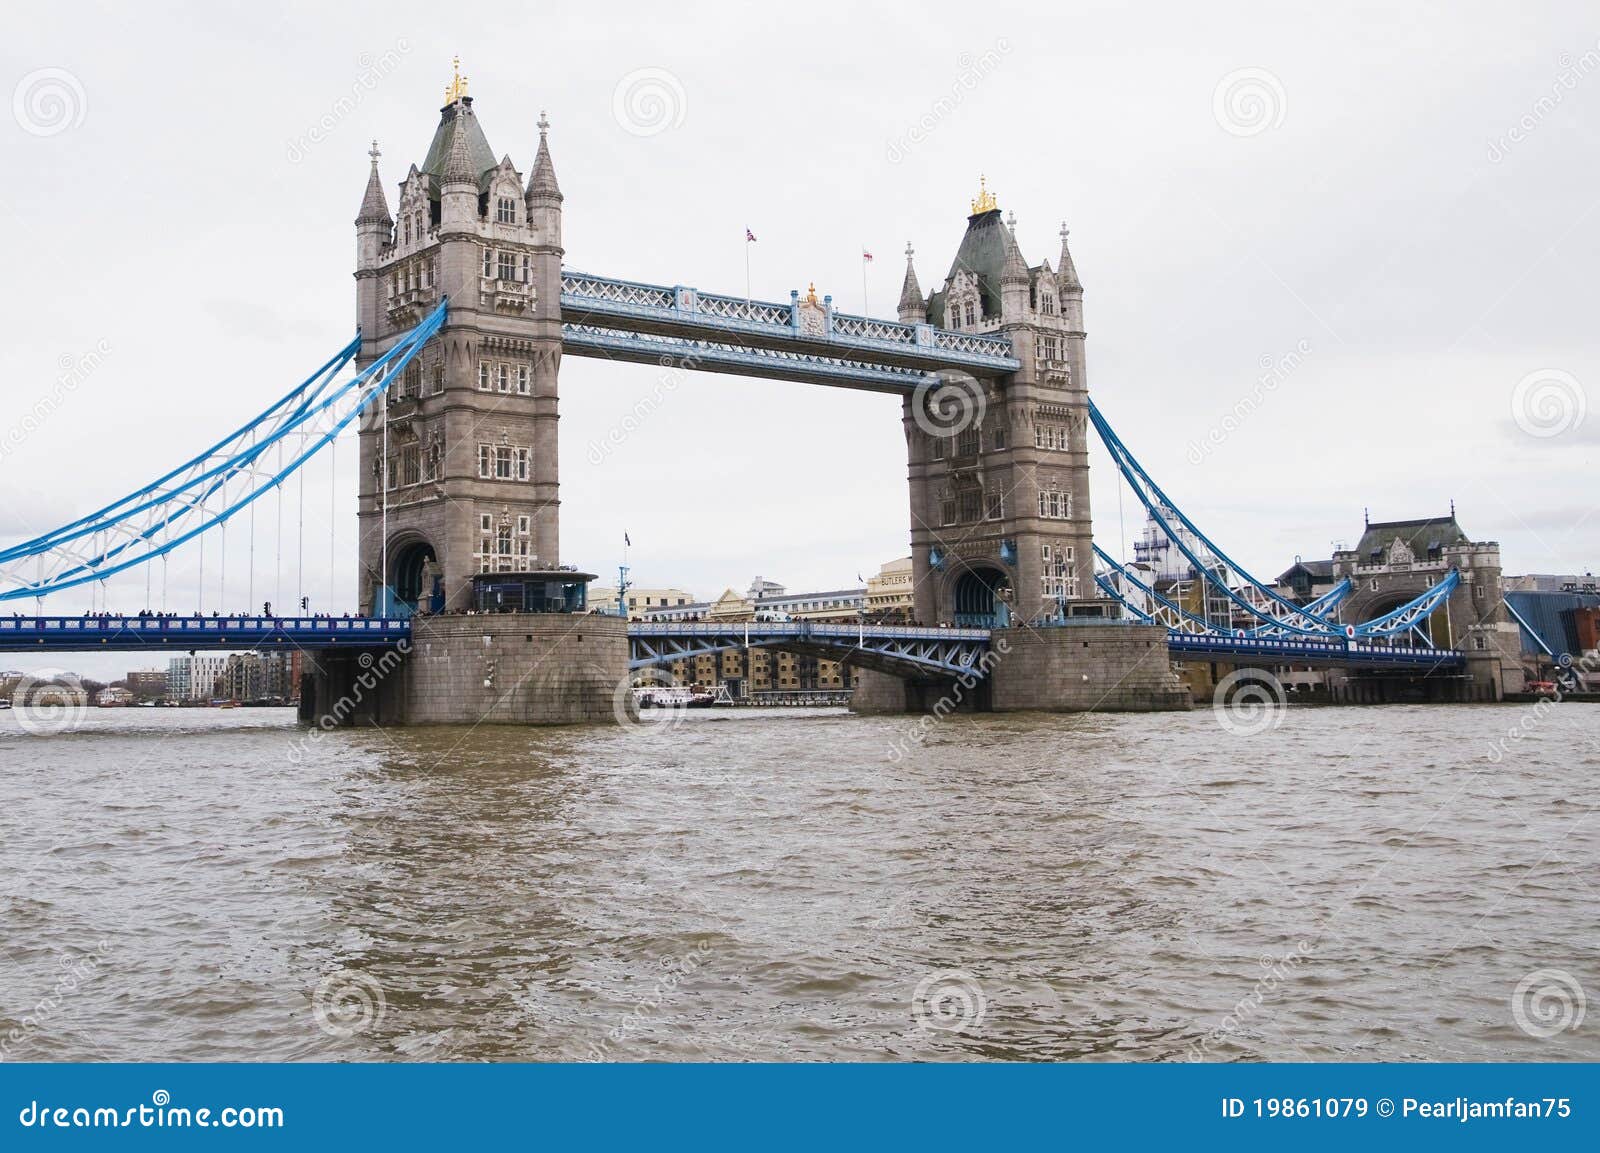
{"left": 0, "top": 703, "right": 1594, "bottom": 1062}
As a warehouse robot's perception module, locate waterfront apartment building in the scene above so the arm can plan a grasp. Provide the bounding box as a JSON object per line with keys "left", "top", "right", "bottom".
{"left": 587, "top": 586, "right": 697, "bottom": 620}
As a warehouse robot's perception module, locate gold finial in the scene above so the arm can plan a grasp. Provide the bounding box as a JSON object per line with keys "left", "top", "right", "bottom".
{"left": 803, "top": 282, "right": 819, "bottom": 305}
{"left": 537, "top": 109, "right": 550, "bottom": 137}
{"left": 368, "top": 139, "right": 381, "bottom": 166}
{"left": 970, "top": 174, "right": 997, "bottom": 215}
{"left": 444, "top": 56, "right": 469, "bottom": 105}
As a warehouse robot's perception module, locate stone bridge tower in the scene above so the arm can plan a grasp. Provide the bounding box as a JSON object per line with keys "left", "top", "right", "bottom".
{"left": 901, "top": 180, "right": 1096, "bottom": 627}
{"left": 354, "top": 62, "right": 563, "bottom": 614}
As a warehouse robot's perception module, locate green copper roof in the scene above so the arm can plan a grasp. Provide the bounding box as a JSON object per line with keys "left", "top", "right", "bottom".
{"left": 419, "top": 99, "right": 498, "bottom": 194}
{"left": 925, "top": 208, "right": 1007, "bottom": 327}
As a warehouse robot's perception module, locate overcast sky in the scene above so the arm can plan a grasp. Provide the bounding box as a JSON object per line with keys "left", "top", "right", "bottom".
{"left": 3, "top": 1, "right": 1597, "bottom": 677}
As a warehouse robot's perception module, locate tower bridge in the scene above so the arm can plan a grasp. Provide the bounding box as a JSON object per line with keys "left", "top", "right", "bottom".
{"left": 0, "top": 63, "right": 1524, "bottom": 723}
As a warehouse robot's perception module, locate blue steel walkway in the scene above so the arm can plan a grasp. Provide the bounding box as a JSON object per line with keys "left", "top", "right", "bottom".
{"left": 0, "top": 615, "right": 410, "bottom": 653}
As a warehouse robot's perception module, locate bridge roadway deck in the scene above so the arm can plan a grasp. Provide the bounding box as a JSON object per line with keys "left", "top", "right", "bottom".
{"left": 0, "top": 614, "right": 1469, "bottom": 672}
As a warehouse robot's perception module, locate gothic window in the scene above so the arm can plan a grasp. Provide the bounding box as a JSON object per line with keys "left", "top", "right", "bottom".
{"left": 1038, "top": 485, "right": 1071, "bottom": 519}
{"left": 986, "top": 493, "right": 1004, "bottom": 520}
{"left": 496, "top": 363, "right": 510, "bottom": 393}
{"left": 929, "top": 436, "right": 946, "bottom": 461}
{"left": 477, "top": 445, "right": 493, "bottom": 479}
{"left": 403, "top": 361, "right": 421, "bottom": 397}
{"left": 516, "top": 447, "right": 530, "bottom": 481}
{"left": 401, "top": 445, "right": 420, "bottom": 486}
{"left": 496, "top": 197, "right": 516, "bottom": 224}
{"left": 497, "top": 251, "right": 515, "bottom": 281}
{"left": 963, "top": 302, "right": 975, "bottom": 326}
{"left": 385, "top": 457, "right": 397, "bottom": 490}
{"left": 430, "top": 363, "right": 444, "bottom": 395}
{"left": 516, "top": 365, "right": 531, "bottom": 395}
{"left": 482, "top": 248, "right": 494, "bottom": 277}
{"left": 956, "top": 425, "right": 980, "bottom": 457}
{"left": 478, "top": 362, "right": 491, "bottom": 391}
{"left": 958, "top": 488, "right": 982, "bottom": 523}
{"left": 521, "top": 254, "right": 531, "bottom": 283}
{"left": 991, "top": 425, "right": 1006, "bottom": 451}
{"left": 940, "top": 499, "right": 957, "bottom": 527}
{"left": 494, "top": 445, "right": 515, "bottom": 480}
{"left": 403, "top": 217, "right": 412, "bottom": 245}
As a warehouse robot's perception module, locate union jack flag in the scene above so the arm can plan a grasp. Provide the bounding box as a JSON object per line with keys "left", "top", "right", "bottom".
{"left": 746, "top": 228, "right": 757, "bottom": 242}
{"left": 862, "top": 249, "right": 874, "bottom": 261}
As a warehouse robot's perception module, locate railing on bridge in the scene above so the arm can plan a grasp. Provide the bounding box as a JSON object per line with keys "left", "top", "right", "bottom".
{"left": 559, "top": 271, "right": 1021, "bottom": 382}
{"left": 0, "top": 615, "right": 411, "bottom": 652}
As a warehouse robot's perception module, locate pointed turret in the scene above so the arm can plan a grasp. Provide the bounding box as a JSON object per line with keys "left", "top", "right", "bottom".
{"left": 897, "top": 242, "right": 926, "bottom": 324}
{"left": 356, "top": 140, "right": 392, "bottom": 226}
{"left": 526, "top": 110, "right": 562, "bottom": 202}
{"left": 443, "top": 115, "right": 478, "bottom": 184}
{"left": 1057, "top": 221, "right": 1082, "bottom": 294}
{"left": 999, "top": 209, "right": 1030, "bottom": 319}
{"left": 439, "top": 113, "right": 479, "bottom": 229}
{"left": 525, "top": 111, "right": 563, "bottom": 249}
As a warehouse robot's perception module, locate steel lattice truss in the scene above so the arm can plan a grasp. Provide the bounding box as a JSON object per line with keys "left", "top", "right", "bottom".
{"left": 0, "top": 302, "right": 447, "bottom": 603}
{"left": 1089, "top": 400, "right": 1458, "bottom": 642}
{"left": 627, "top": 621, "right": 994, "bottom": 678}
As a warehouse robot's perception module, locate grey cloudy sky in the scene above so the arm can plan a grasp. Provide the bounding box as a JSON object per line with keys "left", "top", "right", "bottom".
{"left": 2, "top": 1, "right": 1597, "bottom": 678}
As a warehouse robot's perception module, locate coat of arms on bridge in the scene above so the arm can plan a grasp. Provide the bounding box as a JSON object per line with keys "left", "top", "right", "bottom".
{"left": 796, "top": 282, "right": 827, "bottom": 337}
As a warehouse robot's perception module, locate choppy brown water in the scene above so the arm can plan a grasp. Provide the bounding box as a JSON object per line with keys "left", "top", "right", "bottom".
{"left": 0, "top": 702, "right": 1595, "bottom": 1062}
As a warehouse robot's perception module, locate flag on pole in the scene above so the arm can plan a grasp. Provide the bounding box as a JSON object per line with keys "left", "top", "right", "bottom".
{"left": 862, "top": 249, "right": 874, "bottom": 262}
{"left": 746, "top": 228, "right": 758, "bottom": 243}
{"left": 625, "top": 532, "right": 631, "bottom": 547}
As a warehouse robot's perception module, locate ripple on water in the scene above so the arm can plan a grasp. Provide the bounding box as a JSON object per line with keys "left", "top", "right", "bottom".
{"left": 0, "top": 703, "right": 1596, "bottom": 1060}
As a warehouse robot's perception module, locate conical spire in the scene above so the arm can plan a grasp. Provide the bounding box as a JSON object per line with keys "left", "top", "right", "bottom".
{"left": 356, "top": 140, "right": 392, "bottom": 225}
{"left": 1057, "top": 221, "right": 1082, "bottom": 292}
{"left": 898, "top": 242, "right": 924, "bottom": 313}
{"left": 443, "top": 113, "right": 478, "bottom": 184}
{"left": 526, "top": 110, "right": 562, "bottom": 201}
{"left": 1000, "top": 213, "right": 1029, "bottom": 284}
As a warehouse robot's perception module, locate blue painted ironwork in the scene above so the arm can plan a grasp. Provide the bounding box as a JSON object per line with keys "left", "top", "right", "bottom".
{"left": 559, "top": 270, "right": 1020, "bottom": 379}
{"left": 0, "top": 302, "right": 447, "bottom": 603}
{"left": 561, "top": 324, "right": 938, "bottom": 391}
{"left": 628, "top": 620, "right": 993, "bottom": 678}
{"left": 0, "top": 614, "right": 410, "bottom": 652}
{"left": 1167, "top": 632, "right": 1465, "bottom": 669}
{"left": 1089, "top": 400, "right": 1460, "bottom": 641}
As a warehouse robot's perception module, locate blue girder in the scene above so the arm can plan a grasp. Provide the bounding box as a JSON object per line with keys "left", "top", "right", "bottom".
{"left": 559, "top": 270, "right": 1020, "bottom": 381}
{"left": 0, "top": 302, "right": 447, "bottom": 603}
{"left": 627, "top": 620, "right": 993, "bottom": 678}
{"left": 0, "top": 614, "right": 410, "bottom": 652}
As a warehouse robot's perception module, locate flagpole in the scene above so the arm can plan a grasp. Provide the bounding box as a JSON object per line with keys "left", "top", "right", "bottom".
{"left": 862, "top": 247, "right": 869, "bottom": 316}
